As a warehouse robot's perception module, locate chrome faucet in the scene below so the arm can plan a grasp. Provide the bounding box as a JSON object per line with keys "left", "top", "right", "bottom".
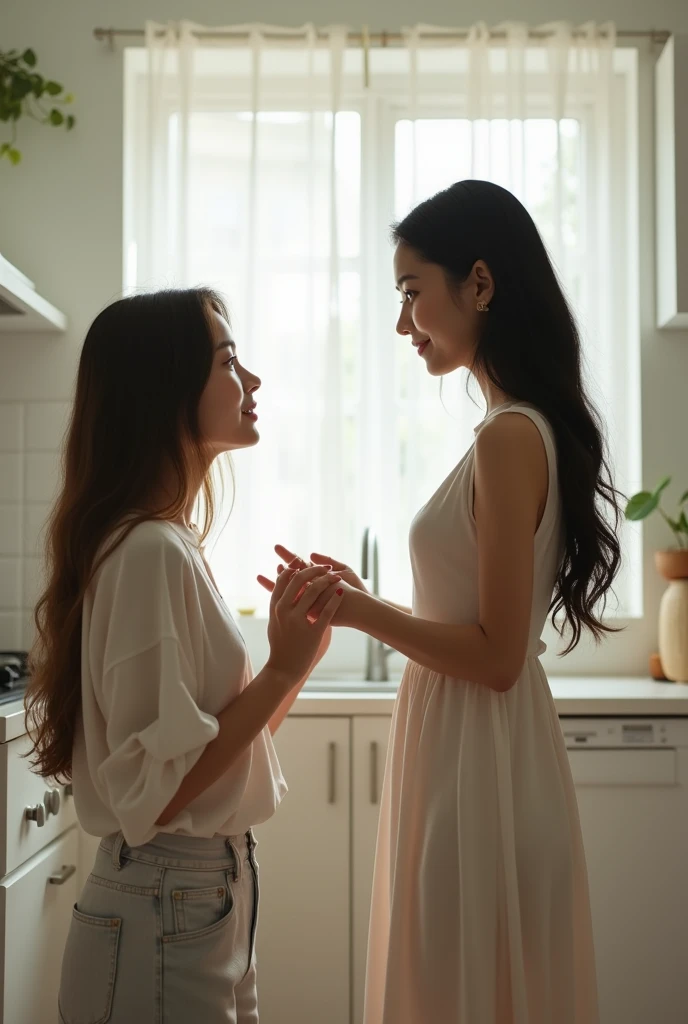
{"left": 361, "top": 527, "right": 394, "bottom": 682}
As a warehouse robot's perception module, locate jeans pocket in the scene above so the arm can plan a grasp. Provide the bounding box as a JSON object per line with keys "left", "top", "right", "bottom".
{"left": 58, "top": 905, "right": 121, "bottom": 1024}
{"left": 170, "top": 881, "right": 234, "bottom": 938}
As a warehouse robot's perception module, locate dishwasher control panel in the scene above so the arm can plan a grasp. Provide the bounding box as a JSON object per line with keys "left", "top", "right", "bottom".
{"left": 559, "top": 718, "right": 681, "bottom": 748}
{"left": 621, "top": 723, "right": 655, "bottom": 744}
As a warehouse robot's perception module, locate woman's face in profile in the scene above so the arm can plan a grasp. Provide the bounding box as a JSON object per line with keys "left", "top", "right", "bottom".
{"left": 394, "top": 242, "right": 491, "bottom": 377}
{"left": 197, "top": 310, "right": 262, "bottom": 454}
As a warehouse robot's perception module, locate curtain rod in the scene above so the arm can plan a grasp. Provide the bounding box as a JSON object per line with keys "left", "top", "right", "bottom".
{"left": 93, "top": 26, "right": 670, "bottom": 47}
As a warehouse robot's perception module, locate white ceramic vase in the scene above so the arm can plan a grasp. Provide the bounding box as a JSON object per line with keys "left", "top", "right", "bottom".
{"left": 656, "top": 550, "right": 688, "bottom": 684}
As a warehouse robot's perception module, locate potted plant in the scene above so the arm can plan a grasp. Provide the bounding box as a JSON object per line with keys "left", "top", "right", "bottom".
{"left": 0, "top": 47, "right": 75, "bottom": 165}
{"left": 625, "top": 477, "right": 688, "bottom": 682}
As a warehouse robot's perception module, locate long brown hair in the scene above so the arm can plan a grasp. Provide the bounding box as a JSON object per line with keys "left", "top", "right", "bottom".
{"left": 25, "top": 287, "right": 229, "bottom": 781}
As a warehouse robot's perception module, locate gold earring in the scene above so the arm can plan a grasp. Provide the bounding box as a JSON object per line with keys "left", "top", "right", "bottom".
{"left": 477, "top": 301, "right": 489, "bottom": 312}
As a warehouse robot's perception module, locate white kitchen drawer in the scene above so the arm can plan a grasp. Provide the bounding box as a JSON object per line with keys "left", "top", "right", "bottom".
{"left": 0, "top": 733, "right": 77, "bottom": 876}
{"left": 0, "top": 827, "right": 78, "bottom": 1024}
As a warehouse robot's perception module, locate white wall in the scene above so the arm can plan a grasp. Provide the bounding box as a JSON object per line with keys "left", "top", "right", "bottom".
{"left": 0, "top": 0, "right": 687, "bottom": 674}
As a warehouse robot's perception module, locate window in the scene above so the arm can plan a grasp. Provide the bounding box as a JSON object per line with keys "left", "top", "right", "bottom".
{"left": 124, "top": 39, "right": 641, "bottom": 621}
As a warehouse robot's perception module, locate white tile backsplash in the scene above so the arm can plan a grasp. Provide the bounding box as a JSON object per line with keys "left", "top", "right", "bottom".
{"left": 0, "top": 404, "right": 22, "bottom": 451}
{"left": 0, "top": 613, "right": 19, "bottom": 648}
{"left": 21, "top": 610, "right": 36, "bottom": 650}
{"left": 25, "top": 402, "right": 70, "bottom": 452}
{"left": 0, "top": 505, "right": 22, "bottom": 556}
{"left": 24, "top": 452, "right": 60, "bottom": 503}
{"left": 0, "top": 454, "right": 22, "bottom": 502}
{"left": 0, "top": 559, "right": 21, "bottom": 609}
{"left": 0, "top": 403, "right": 68, "bottom": 647}
{"left": 22, "top": 557, "right": 44, "bottom": 610}
{"left": 23, "top": 503, "right": 50, "bottom": 557}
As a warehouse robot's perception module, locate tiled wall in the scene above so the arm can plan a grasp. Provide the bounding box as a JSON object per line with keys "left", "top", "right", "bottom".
{"left": 0, "top": 401, "right": 69, "bottom": 652}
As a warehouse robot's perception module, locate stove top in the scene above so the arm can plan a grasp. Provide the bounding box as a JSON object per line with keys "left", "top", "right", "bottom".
{"left": 0, "top": 654, "right": 29, "bottom": 707}
{"left": 0, "top": 674, "right": 28, "bottom": 707}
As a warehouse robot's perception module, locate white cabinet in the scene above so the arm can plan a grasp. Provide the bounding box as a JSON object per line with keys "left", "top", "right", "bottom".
{"left": 0, "top": 253, "right": 67, "bottom": 332}
{"left": 0, "top": 733, "right": 77, "bottom": 876}
{"left": 255, "top": 714, "right": 393, "bottom": 1024}
{"left": 352, "top": 717, "right": 391, "bottom": 1024}
{"left": 255, "top": 717, "right": 351, "bottom": 1024}
{"left": 0, "top": 827, "right": 79, "bottom": 1023}
{"left": 0, "top": 717, "right": 83, "bottom": 1023}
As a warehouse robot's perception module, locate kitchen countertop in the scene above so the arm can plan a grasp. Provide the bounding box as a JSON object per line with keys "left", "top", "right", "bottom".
{"left": 2, "top": 676, "right": 688, "bottom": 743}
{"left": 293, "top": 675, "right": 688, "bottom": 717}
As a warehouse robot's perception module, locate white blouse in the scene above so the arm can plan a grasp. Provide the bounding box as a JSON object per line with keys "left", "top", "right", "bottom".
{"left": 71, "top": 519, "right": 286, "bottom": 847}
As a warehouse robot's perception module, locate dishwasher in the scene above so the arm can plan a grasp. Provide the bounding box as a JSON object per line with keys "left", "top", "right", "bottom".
{"left": 563, "top": 716, "right": 688, "bottom": 1024}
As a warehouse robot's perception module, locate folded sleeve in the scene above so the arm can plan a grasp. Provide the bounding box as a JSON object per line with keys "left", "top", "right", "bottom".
{"left": 97, "top": 637, "right": 219, "bottom": 847}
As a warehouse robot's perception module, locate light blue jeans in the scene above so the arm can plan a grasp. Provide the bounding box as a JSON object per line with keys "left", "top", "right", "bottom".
{"left": 58, "top": 830, "right": 259, "bottom": 1024}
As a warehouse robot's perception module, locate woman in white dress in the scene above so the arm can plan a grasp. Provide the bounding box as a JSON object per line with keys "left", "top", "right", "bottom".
{"left": 24, "top": 287, "right": 344, "bottom": 1023}
{"left": 264, "top": 181, "right": 621, "bottom": 1023}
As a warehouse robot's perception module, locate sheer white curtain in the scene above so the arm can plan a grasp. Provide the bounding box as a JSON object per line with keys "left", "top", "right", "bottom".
{"left": 126, "top": 21, "right": 640, "bottom": 616}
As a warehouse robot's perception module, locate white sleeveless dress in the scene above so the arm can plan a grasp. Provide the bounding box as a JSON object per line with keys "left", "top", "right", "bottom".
{"left": 364, "top": 402, "right": 599, "bottom": 1024}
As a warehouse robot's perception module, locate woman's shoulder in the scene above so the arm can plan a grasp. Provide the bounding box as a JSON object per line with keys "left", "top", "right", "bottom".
{"left": 119, "top": 518, "right": 192, "bottom": 552}
{"left": 95, "top": 519, "right": 197, "bottom": 586}
{"left": 473, "top": 405, "right": 553, "bottom": 506}
{"left": 475, "top": 404, "right": 547, "bottom": 453}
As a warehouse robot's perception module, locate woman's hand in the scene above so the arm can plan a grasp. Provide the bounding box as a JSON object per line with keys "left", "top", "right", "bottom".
{"left": 259, "top": 565, "right": 360, "bottom": 631}
{"left": 273, "top": 544, "right": 369, "bottom": 594}
{"left": 264, "top": 565, "right": 343, "bottom": 688}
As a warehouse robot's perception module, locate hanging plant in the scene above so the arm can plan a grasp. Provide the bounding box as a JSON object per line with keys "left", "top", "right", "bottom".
{"left": 0, "top": 47, "right": 75, "bottom": 165}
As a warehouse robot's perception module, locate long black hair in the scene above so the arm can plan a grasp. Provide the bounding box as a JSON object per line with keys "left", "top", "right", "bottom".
{"left": 393, "top": 180, "right": 622, "bottom": 652}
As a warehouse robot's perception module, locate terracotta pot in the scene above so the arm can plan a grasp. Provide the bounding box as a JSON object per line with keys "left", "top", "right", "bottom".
{"left": 655, "top": 549, "right": 688, "bottom": 580}
{"left": 649, "top": 652, "right": 668, "bottom": 681}
{"left": 656, "top": 550, "right": 688, "bottom": 683}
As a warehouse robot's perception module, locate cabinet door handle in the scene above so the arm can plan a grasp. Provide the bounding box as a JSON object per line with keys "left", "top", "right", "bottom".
{"left": 26, "top": 803, "right": 46, "bottom": 828}
{"left": 44, "top": 788, "right": 61, "bottom": 817}
{"left": 328, "top": 742, "right": 336, "bottom": 804}
{"left": 370, "top": 741, "right": 379, "bottom": 804}
{"left": 49, "top": 864, "right": 76, "bottom": 886}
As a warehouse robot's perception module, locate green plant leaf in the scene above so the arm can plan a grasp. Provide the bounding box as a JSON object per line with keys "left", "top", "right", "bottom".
{"left": 10, "top": 77, "right": 33, "bottom": 101}
{"left": 66, "top": 114, "right": 75, "bottom": 130}
{"left": 625, "top": 491, "right": 658, "bottom": 521}
{"left": 679, "top": 490, "right": 688, "bottom": 506}
{"left": 63, "top": 92, "right": 74, "bottom": 104}
{"left": 679, "top": 511, "right": 688, "bottom": 534}
{"left": 0, "top": 48, "right": 75, "bottom": 165}
{"left": 652, "top": 476, "right": 672, "bottom": 499}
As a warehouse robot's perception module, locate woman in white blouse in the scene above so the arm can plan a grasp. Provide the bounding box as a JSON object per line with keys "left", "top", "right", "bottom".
{"left": 25, "top": 288, "right": 344, "bottom": 1024}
